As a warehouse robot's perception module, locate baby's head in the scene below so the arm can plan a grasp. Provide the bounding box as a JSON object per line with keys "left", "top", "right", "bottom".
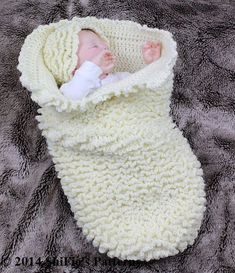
{"left": 43, "top": 25, "right": 111, "bottom": 85}
{"left": 73, "top": 28, "right": 112, "bottom": 74}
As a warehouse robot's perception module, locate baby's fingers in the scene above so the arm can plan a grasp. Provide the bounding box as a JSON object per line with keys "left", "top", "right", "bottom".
{"left": 143, "top": 41, "right": 161, "bottom": 48}
{"left": 104, "top": 55, "right": 116, "bottom": 64}
{"left": 143, "top": 41, "right": 153, "bottom": 48}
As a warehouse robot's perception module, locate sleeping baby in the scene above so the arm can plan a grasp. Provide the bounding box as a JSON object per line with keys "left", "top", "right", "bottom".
{"left": 60, "top": 28, "right": 162, "bottom": 100}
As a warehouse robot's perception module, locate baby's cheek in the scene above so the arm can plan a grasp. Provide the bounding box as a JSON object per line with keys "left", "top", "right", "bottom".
{"left": 85, "top": 50, "right": 97, "bottom": 60}
{"left": 79, "top": 49, "right": 101, "bottom": 64}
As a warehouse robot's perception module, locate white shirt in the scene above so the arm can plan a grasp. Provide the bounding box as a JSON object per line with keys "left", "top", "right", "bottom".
{"left": 60, "top": 60, "right": 131, "bottom": 100}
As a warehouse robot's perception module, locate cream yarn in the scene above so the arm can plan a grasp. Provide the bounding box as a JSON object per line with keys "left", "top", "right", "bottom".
{"left": 42, "top": 22, "right": 110, "bottom": 86}
{"left": 17, "top": 16, "right": 207, "bottom": 261}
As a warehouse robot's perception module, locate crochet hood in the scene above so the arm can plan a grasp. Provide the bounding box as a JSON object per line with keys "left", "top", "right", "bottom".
{"left": 17, "top": 16, "right": 178, "bottom": 113}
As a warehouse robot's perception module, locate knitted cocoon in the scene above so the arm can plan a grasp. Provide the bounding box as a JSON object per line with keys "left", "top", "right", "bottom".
{"left": 17, "top": 16, "right": 207, "bottom": 261}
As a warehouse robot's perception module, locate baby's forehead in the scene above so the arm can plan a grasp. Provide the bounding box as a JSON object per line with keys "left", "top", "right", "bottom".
{"left": 80, "top": 30, "right": 106, "bottom": 43}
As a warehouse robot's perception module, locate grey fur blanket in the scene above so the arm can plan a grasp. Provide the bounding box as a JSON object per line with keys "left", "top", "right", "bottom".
{"left": 0, "top": 0, "right": 234, "bottom": 272}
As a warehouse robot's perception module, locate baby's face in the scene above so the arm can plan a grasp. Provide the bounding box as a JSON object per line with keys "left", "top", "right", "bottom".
{"left": 75, "top": 30, "right": 109, "bottom": 68}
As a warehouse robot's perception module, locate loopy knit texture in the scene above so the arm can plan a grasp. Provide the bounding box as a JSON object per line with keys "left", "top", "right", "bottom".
{"left": 17, "top": 16, "right": 207, "bottom": 261}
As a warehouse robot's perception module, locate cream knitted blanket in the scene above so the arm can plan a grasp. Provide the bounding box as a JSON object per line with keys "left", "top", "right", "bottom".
{"left": 17, "top": 16, "right": 207, "bottom": 262}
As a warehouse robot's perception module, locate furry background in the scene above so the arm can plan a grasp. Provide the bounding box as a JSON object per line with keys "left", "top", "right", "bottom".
{"left": 0, "top": 0, "right": 235, "bottom": 272}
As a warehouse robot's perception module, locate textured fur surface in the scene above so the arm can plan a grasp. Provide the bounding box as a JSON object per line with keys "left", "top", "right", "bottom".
{"left": 0, "top": 0, "right": 235, "bottom": 272}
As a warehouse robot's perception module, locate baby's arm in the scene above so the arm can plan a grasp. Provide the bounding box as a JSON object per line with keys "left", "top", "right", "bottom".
{"left": 60, "top": 61, "right": 103, "bottom": 100}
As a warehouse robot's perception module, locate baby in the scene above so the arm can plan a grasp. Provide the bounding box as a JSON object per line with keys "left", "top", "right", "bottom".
{"left": 60, "top": 28, "right": 162, "bottom": 100}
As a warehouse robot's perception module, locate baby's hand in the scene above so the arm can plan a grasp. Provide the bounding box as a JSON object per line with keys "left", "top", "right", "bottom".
{"left": 91, "top": 50, "right": 116, "bottom": 74}
{"left": 142, "top": 41, "right": 162, "bottom": 65}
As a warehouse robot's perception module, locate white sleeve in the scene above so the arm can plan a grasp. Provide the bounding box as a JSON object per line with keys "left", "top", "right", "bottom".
{"left": 115, "top": 71, "right": 131, "bottom": 81}
{"left": 60, "top": 60, "right": 103, "bottom": 100}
